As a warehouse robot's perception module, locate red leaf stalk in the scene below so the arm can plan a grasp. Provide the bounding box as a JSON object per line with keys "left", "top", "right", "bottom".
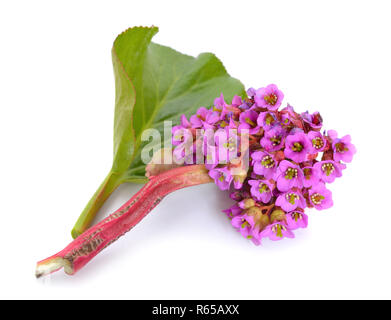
{"left": 36, "top": 165, "right": 212, "bottom": 277}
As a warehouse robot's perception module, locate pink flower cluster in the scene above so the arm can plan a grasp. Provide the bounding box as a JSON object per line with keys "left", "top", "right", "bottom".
{"left": 172, "top": 84, "right": 356, "bottom": 245}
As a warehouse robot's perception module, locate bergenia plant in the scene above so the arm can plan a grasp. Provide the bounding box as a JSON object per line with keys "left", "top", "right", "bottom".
{"left": 36, "top": 27, "right": 355, "bottom": 278}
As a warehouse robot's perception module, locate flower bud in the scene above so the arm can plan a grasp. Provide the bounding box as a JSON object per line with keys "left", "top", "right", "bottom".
{"left": 244, "top": 206, "right": 263, "bottom": 217}
{"left": 254, "top": 214, "right": 270, "bottom": 232}
{"left": 238, "top": 198, "right": 255, "bottom": 209}
{"left": 270, "top": 209, "right": 286, "bottom": 223}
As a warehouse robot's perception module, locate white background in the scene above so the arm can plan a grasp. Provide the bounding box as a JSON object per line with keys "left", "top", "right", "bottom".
{"left": 0, "top": 0, "right": 390, "bottom": 299}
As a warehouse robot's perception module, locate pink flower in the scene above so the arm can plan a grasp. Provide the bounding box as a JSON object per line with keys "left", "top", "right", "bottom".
{"left": 261, "top": 125, "right": 286, "bottom": 152}
{"left": 214, "top": 128, "right": 240, "bottom": 164}
{"left": 331, "top": 133, "right": 356, "bottom": 163}
{"left": 257, "top": 111, "right": 278, "bottom": 130}
{"left": 301, "top": 111, "right": 323, "bottom": 130}
{"left": 254, "top": 84, "right": 284, "bottom": 111}
{"left": 172, "top": 128, "right": 194, "bottom": 163}
{"left": 171, "top": 126, "right": 193, "bottom": 147}
{"left": 276, "top": 160, "right": 304, "bottom": 192}
{"left": 279, "top": 104, "right": 297, "bottom": 127}
{"left": 203, "top": 111, "right": 220, "bottom": 129}
{"left": 190, "top": 107, "right": 219, "bottom": 129}
{"left": 286, "top": 211, "right": 308, "bottom": 230}
{"left": 190, "top": 107, "right": 208, "bottom": 128}
{"left": 231, "top": 95, "right": 242, "bottom": 107}
{"left": 231, "top": 214, "right": 255, "bottom": 238}
{"left": 247, "top": 87, "right": 256, "bottom": 98}
{"left": 308, "top": 131, "right": 327, "bottom": 153}
{"left": 220, "top": 105, "right": 241, "bottom": 123}
{"left": 284, "top": 132, "right": 311, "bottom": 163}
{"left": 276, "top": 190, "right": 306, "bottom": 211}
{"left": 252, "top": 151, "right": 278, "bottom": 179}
{"left": 314, "top": 160, "right": 345, "bottom": 183}
{"left": 208, "top": 167, "right": 233, "bottom": 190}
{"left": 308, "top": 184, "right": 333, "bottom": 210}
{"left": 248, "top": 179, "right": 274, "bottom": 203}
{"left": 214, "top": 93, "right": 227, "bottom": 109}
{"left": 260, "top": 221, "right": 294, "bottom": 241}
{"left": 223, "top": 204, "right": 243, "bottom": 219}
{"left": 238, "top": 110, "right": 260, "bottom": 134}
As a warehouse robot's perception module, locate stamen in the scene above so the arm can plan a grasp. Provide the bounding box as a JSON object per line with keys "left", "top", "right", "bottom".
{"left": 321, "top": 163, "right": 335, "bottom": 176}
{"left": 303, "top": 168, "right": 312, "bottom": 180}
{"left": 245, "top": 118, "right": 256, "bottom": 127}
{"left": 261, "top": 155, "right": 275, "bottom": 168}
{"left": 292, "top": 212, "right": 302, "bottom": 222}
{"left": 292, "top": 142, "right": 303, "bottom": 152}
{"left": 270, "top": 136, "right": 281, "bottom": 146}
{"left": 312, "top": 137, "right": 324, "bottom": 149}
{"left": 285, "top": 167, "right": 298, "bottom": 180}
{"left": 264, "top": 93, "right": 278, "bottom": 106}
{"left": 335, "top": 142, "right": 348, "bottom": 153}
{"left": 310, "top": 193, "right": 325, "bottom": 205}
{"left": 259, "top": 183, "right": 270, "bottom": 194}
{"left": 265, "top": 114, "right": 275, "bottom": 125}
{"left": 241, "top": 220, "right": 248, "bottom": 229}
{"left": 286, "top": 193, "right": 299, "bottom": 205}
{"left": 272, "top": 224, "right": 284, "bottom": 237}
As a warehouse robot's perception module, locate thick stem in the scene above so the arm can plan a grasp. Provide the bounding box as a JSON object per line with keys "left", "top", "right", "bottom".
{"left": 71, "top": 171, "right": 123, "bottom": 239}
{"left": 36, "top": 165, "right": 212, "bottom": 278}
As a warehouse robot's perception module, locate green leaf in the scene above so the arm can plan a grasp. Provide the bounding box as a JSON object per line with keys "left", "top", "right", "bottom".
{"left": 71, "top": 26, "right": 245, "bottom": 238}
{"left": 112, "top": 26, "right": 245, "bottom": 181}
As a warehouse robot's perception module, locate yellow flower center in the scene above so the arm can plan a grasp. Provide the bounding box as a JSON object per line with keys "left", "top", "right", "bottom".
{"left": 292, "top": 142, "right": 303, "bottom": 152}
{"left": 292, "top": 212, "right": 303, "bottom": 222}
{"left": 321, "top": 163, "right": 335, "bottom": 176}
{"left": 270, "top": 136, "right": 281, "bottom": 146}
{"left": 259, "top": 183, "right": 270, "bottom": 194}
{"left": 335, "top": 142, "right": 348, "bottom": 153}
{"left": 285, "top": 168, "right": 298, "bottom": 180}
{"left": 265, "top": 114, "right": 275, "bottom": 125}
{"left": 310, "top": 193, "right": 325, "bottom": 205}
{"left": 312, "top": 137, "right": 324, "bottom": 150}
{"left": 272, "top": 224, "right": 286, "bottom": 237}
{"left": 286, "top": 193, "right": 299, "bottom": 205}
{"left": 261, "top": 155, "right": 275, "bottom": 168}
{"left": 264, "top": 93, "right": 278, "bottom": 106}
{"left": 245, "top": 118, "right": 256, "bottom": 127}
